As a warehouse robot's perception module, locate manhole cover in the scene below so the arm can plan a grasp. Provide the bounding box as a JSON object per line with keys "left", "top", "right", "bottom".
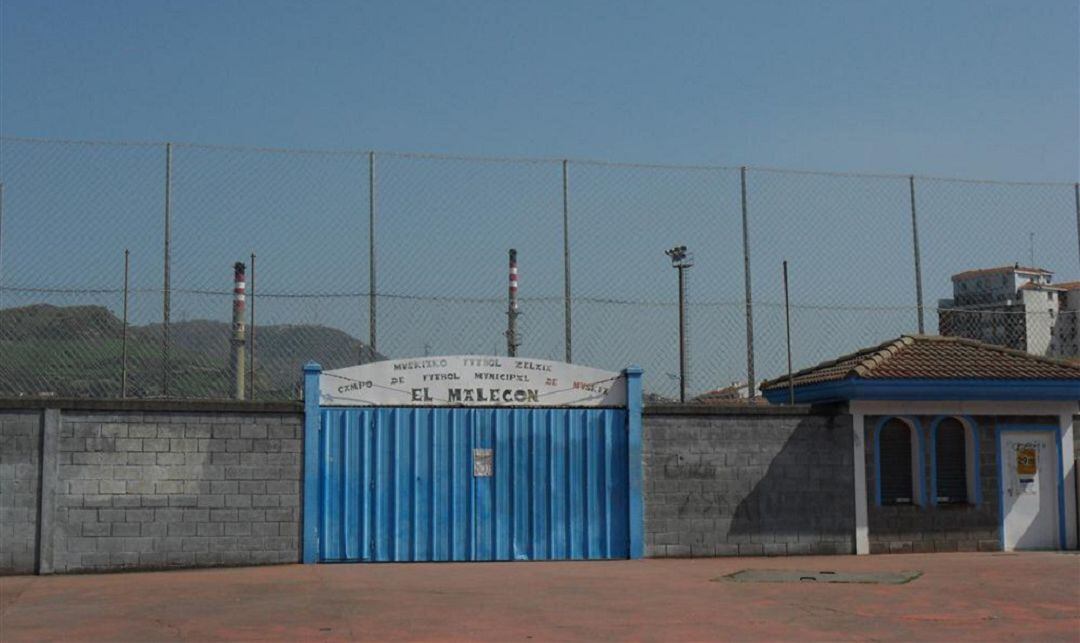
{"left": 716, "top": 569, "right": 921, "bottom": 584}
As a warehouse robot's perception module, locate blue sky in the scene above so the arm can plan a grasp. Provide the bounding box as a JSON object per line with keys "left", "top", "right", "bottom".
{"left": 2, "top": 0, "right": 1077, "bottom": 181}
{"left": 1, "top": 1, "right": 1078, "bottom": 395}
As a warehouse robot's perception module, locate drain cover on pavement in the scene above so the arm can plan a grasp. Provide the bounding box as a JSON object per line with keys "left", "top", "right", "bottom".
{"left": 717, "top": 569, "right": 921, "bottom": 584}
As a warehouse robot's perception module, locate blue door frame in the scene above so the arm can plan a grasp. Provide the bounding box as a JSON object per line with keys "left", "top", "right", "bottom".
{"left": 301, "top": 363, "right": 644, "bottom": 562}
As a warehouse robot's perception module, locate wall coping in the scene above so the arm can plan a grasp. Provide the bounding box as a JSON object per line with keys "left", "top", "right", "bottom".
{"left": 644, "top": 402, "right": 844, "bottom": 417}
{"left": 0, "top": 398, "right": 303, "bottom": 414}
{"left": 0, "top": 398, "right": 842, "bottom": 417}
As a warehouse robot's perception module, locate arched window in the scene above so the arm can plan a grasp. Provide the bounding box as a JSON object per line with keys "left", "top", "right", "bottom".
{"left": 878, "top": 418, "right": 919, "bottom": 505}
{"left": 931, "top": 416, "right": 980, "bottom": 505}
{"left": 934, "top": 418, "right": 967, "bottom": 503}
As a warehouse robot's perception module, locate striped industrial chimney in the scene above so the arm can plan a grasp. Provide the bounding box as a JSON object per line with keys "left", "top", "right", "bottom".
{"left": 506, "top": 249, "right": 520, "bottom": 357}
{"left": 231, "top": 262, "right": 247, "bottom": 400}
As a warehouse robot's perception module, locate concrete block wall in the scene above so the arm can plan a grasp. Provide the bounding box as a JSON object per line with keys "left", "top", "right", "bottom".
{"left": 0, "top": 400, "right": 302, "bottom": 575}
{"left": 643, "top": 406, "right": 854, "bottom": 558}
{"left": 0, "top": 412, "right": 41, "bottom": 574}
{"left": 864, "top": 415, "right": 1001, "bottom": 554}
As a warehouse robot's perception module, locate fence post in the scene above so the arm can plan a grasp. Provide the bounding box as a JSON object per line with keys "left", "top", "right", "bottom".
{"left": 783, "top": 260, "right": 794, "bottom": 405}
{"left": 162, "top": 142, "right": 172, "bottom": 397}
{"left": 1074, "top": 182, "right": 1079, "bottom": 271}
{"left": 0, "top": 181, "right": 5, "bottom": 312}
{"left": 909, "top": 175, "right": 925, "bottom": 334}
{"left": 249, "top": 252, "right": 256, "bottom": 400}
{"left": 302, "top": 362, "right": 322, "bottom": 564}
{"left": 625, "top": 366, "right": 644, "bottom": 559}
{"left": 121, "top": 249, "right": 130, "bottom": 399}
{"left": 368, "top": 151, "right": 377, "bottom": 355}
{"left": 739, "top": 167, "right": 755, "bottom": 400}
{"left": 562, "top": 159, "right": 572, "bottom": 363}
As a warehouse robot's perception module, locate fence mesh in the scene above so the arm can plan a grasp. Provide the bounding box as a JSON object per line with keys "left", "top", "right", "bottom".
{"left": 1, "top": 137, "right": 1077, "bottom": 401}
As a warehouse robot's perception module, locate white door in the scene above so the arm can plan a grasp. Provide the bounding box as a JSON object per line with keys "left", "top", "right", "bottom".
{"left": 1000, "top": 431, "right": 1059, "bottom": 550}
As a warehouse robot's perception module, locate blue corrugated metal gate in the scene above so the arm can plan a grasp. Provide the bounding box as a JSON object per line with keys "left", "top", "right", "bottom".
{"left": 301, "top": 363, "right": 644, "bottom": 563}
{"left": 315, "top": 407, "right": 628, "bottom": 562}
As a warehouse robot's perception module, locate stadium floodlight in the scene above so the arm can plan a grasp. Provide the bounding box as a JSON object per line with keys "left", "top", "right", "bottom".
{"left": 665, "top": 245, "right": 693, "bottom": 402}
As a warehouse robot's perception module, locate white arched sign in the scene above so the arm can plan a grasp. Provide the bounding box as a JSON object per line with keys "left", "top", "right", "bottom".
{"left": 319, "top": 355, "right": 626, "bottom": 407}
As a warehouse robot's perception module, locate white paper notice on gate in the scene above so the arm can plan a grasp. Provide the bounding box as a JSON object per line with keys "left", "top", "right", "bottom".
{"left": 319, "top": 356, "right": 627, "bottom": 407}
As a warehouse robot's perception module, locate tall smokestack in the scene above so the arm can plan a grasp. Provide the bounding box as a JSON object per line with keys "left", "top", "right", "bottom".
{"left": 506, "top": 249, "right": 520, "bottom": 357}
{"left": 231, "top": 261, "right": 247, "bottom": 400}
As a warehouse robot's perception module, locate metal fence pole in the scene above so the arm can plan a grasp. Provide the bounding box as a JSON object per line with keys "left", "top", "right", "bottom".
{"left": 248, "top": 252, "right": 256, "bottom": 400}
{"left": 162, "top": 143, "right": 172, "bottom": 397}
{"left": 368, "top": 151, "right": 377, "bottom": 355}
{"left": 909, "top": 175, "right": 925, "bottom": 334}
{"left": 783, "top": 260, "right": 793, "bottom": 405}
{"left": 1074, "top": 182, "right": 1079, "bottom": 271}
{"left": 739, "top": 166, "right": 755, "bottom": 400}
{"left": 562, "top": 159, "right": 572, "bottom": 363}
{"left": 121, "top": 249, "right": 130, "bottom": 399}
{"left": 0, "top": 181, "right": 5, "bottom": 312}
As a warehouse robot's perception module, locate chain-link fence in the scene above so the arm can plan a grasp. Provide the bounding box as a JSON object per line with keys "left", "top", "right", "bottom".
{"left": 1, "top": 136, "right": 1078, "bottom": 402}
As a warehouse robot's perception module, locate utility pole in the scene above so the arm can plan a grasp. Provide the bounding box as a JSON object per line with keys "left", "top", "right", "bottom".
{"left": 666, "top": 245, "right": 693, "bottom": 403}
{"left": 231, "top": 262, "right": 247, "bottom": 400}
{"left": 506, "top": 248, "right": 520, "bottom": 357}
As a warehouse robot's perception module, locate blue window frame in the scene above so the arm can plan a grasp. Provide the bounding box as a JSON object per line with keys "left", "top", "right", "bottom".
{"left": 929, "top": 416, "right": 982, "bottom": 506}
{"left": 873, "top": 416, "right": 926, "bottom": 506}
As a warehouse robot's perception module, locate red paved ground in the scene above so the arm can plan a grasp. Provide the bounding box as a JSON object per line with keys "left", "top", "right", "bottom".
{"left": 1, "top": 552, "right": 1078, "bottom": 641}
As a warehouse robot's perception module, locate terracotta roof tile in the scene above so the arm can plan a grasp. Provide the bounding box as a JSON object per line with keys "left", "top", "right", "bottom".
{"left": 691, "top": 384, "right": 749, "bottom": 404}
{"left": 1055, "top": 281, "right": 1080, "bottom": 291}
{"left": 760, "top": 335, "right": 1080, "bottom": 390}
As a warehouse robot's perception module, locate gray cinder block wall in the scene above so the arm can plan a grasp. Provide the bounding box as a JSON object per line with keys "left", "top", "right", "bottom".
{"left": 0, "top": 411, "right": 42, "bottom": 574}
{"left": 0, "top": 400, "right": 302, "bottom": 575}
{"left": 643, "top": 405, "right": 855, "bottom": 557}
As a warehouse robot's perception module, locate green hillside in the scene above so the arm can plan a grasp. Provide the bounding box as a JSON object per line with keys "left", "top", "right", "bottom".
{"left": 0, "top": 304, "right": 382, "bottom": 399}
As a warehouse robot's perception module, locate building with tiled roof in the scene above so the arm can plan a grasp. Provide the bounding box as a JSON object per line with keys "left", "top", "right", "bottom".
{"left": 950, "top": 265, "right": 1052, "bottom": 282}
{"left": 938, "top": 264, "right": 1078, "bottom": 359}
{"left": 760, "top": 334, "right": 1078, "bottom": 556}
{"left": 690, "top": 382, "right": 751, "bottom": 404}
{"left": 761, "top": 335, "right": 1080, "bottom": 398}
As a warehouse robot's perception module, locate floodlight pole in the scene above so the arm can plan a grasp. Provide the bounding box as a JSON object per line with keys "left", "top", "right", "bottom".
{"left": 666, "top": 245, "right": 692, "bottom": 403}
{"left": 676, "top": 263, "right": 688, "bottom": 403}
